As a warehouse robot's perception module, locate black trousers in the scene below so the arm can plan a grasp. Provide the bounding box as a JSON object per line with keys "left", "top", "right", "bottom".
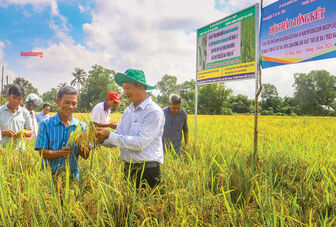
{"left": 123, "top": 162, "right": 161, "bottom": 189}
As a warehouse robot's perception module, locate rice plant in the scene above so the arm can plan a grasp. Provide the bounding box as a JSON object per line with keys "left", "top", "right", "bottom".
{"left": 0, "top": 114, "right": 334, "bottom": 225}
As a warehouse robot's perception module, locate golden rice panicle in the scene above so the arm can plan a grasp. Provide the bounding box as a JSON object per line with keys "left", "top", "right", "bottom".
{"left": 70, "top": 116, "right": 97, "bottom": 148}
{"left": 67, "top": 123, "right": 83, "bottom": 147}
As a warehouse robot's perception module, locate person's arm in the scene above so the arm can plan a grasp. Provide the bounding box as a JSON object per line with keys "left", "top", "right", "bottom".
{"left": 22, "top": 129, "right": 32, "bottom": 138}
{"left": 91, "top": 104, "right": 117, "bottom": 129}
{"left": 22, "top": 110, "right": 33, "bottom": 137}
{"left": 37, "top": 148, "right": 73, "bottom": 160}
{"left": 1, "top": 129, "right": 16, "bottom": 137}
{"left": 183, "top": 130, "right": 189, "bottom": 150}
{"left": 98, "top": 110, "right": 165, "bottom": 152}
{"left": 182, "top": 112, "right": 189, "bottom": 150}
{"left": 93, "top": 122, "right": 117, "bottom": 129}
{"left": 35, "top": 122, "right": 73, "bottom": 159}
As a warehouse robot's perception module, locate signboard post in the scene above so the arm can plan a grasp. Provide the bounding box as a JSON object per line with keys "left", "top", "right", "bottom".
{"left": 195, "top": 4, "right": 259, "bottom": 155}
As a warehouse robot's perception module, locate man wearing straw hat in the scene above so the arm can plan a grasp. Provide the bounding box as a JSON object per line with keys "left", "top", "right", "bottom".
{"left": 96, "top": 69, "right": 165, "bottom": 189}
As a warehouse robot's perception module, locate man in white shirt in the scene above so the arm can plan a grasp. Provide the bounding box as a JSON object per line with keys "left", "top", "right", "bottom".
{"left": 90, "top": 92, "right": 122, "bottom": 129}
{"left": 0, "top": 85, "right": 32, "bottom": 147}
{"left": 96, "top": 69, "right": 165, "bottom": 189}
{"left": 24, "top": 93, "right": 43, "bottom": 138}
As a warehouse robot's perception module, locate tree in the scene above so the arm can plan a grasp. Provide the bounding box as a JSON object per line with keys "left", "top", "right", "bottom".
{"left": 198, "top": 83, "right": 232, "bottom": 115}
{"left": 260, "top": 83, "right": 283, "bottom": 114}
{"left": 177, "top": 80, "right": 195, "bottom": 113}
{"left": 229, "top": 94, "right": 251, "bottom": 113}
{"left": 280, "top": 96, "right": 296, "bottom": 115}
{"left": 42, "top": 88, "right": 58, "bottom": 112}
{"left": 156, "top": 75, "right": 178, "bottom": 107}
{"left": 293, "top": 70, "right": 336, "bottom": 115}
{"left": 261, "top": 83, "right": 278, "bottom": 101}
{"left": 4, "top": 77, "right": 39, "bottom": 98}
{"left": 79, "top": 65, "right": 120, "bottom": 112}
{"left": 70, "top": 68, "right": 87, "bottom": 92}
{"left": 57, "top": 82, "right": 68, "bottom": 90}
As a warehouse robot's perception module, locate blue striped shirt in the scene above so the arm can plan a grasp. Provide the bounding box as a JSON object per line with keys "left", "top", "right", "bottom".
{"left": 35, "top": 111, "right": 50, "bottom": 126}
{"left": 35, "top": 112, "right": 81, "bottom": 179}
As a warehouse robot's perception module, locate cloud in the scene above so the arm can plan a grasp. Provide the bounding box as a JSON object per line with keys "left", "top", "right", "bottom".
{"left": 225, "top": 0, "right": 279, "bottom": 9}
{"left": 82, "top": 0, "right": 228, "bottom": 86}
{"left": 20, "top": 41, "right": 110, "bottom": 93}
{"left": 3, "top": 0, "right": 336, "bottom": 100}
{"left": 0, "top": 0, "right": 56, "bottom": 13}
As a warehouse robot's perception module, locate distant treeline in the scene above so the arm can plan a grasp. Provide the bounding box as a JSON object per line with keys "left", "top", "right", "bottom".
{"left": 2, "top": 65, "right": 336, "bottom": 116}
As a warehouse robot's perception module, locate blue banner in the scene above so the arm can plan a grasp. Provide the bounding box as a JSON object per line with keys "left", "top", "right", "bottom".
{"left": 260, "top": 0, "right": 336, "bottom": 68}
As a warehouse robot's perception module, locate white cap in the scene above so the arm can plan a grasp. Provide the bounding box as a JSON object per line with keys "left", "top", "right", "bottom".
{"left": 26, "top": 93, "right": 42, "bottom": 106}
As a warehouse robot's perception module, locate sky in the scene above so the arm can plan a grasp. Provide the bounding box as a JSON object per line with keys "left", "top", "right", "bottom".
{"left": 0, "top": 0, "right": 335, "bottom": 98}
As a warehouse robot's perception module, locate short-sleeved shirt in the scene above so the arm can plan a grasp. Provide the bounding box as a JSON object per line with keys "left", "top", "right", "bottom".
{"left": 91, "top": 102, "right": 110, "bottom": 124}
{"left": 35, "top": 111, "right": 50, "bottom": 126}
{"left": 23, "top": 106, "right": 38, "bottom": 138}
{"left": 35, "top": 112, "right": 81, "bottom": 179}
{"left": 162, "top": 107, "right": 188, "bottom": 153}
{"left": 0, "top": 103, "right": 32, "bottom": 146}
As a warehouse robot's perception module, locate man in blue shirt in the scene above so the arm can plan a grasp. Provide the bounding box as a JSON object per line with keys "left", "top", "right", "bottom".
{"left": 96, "top": 69, "right": 165, "bottom": 189}
{"left": 35, "top": 86, "right": 90, "bottom": 179}
{"left": 35, "top": 103, "right": 51, "bottom": 126}
{"left": 162, "top": 94, "right": 189, "bottom": 155}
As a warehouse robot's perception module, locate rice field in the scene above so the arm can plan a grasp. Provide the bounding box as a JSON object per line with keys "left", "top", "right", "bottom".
{"left": 0, "top": 114, "right": 335, "bottom": 226}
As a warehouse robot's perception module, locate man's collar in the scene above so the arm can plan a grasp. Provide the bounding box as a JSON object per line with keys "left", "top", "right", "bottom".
{"left": 103, "top": 101, "right": 109, "bottom": 112}
{"left": 131, "top": 96, "right": 151, "bottom": 110}
{"left": 5, "top": 103, "right": 22, "bottom": 113}
{"left": 55, "top": 112, "right": 78, "bottom": 126}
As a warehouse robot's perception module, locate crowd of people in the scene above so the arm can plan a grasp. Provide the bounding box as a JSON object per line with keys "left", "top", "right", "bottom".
{"left": 0, "top": 69, "right": 189, "bottom": 189}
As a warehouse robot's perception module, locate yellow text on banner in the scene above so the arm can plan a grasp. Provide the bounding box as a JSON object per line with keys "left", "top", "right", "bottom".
{"left": 197, "top": 62, "right": 255, "bottom": 80}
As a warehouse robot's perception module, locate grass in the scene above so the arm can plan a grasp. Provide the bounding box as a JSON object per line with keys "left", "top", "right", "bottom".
{"left": 0, "top": 114, "right": 335, "bottom": 226}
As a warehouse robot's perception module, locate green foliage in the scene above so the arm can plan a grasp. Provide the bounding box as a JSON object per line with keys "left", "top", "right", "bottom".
{"left": 70, "top": 68, "right": 87, "bottom": 92}
{"left": 4, "top": 77, "right": 39, "bottom": 100}
{"left": 3, "top": 67, "right": 336, "bottom": 117}
{"left": 293, "top": 70, "right": 336, "bottom": 115}
{"left": 198, "top": 83, "right": 232, "bottom": 115}
{"left": 260, "top": 84, "right": 297, "bottom": 116}
{"left": 78, "top": 65, "right": 120, "bottom": 112}
{"left": 156, "top": 76, "right": 196, "bottom": 113}
{"left": 57, "top": 82, "right": 68, "bottom": 90}
{"left": 229, "top": 94, "right": 251, "bottom": 113}
{"left": 177, "top": 80, "right": 195, "bottom": 114}
{"left": 156, "top": 75, "right": 178, "bottom": 107}
{"left": 261, "top": 83, "right": 278, "bottom": 101}
{"left": 42, "top": 88, "right": 58, "bottom": 112}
